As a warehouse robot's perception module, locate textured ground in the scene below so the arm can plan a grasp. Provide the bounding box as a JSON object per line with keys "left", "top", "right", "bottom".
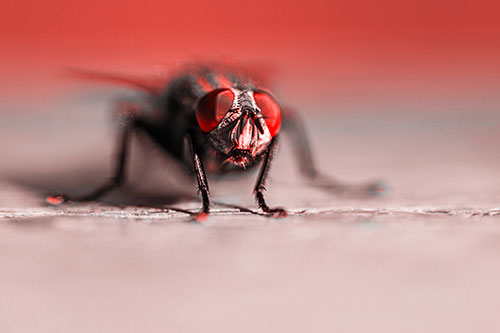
{"left": 1, "top": 96, "right": 500, "bottom": 332}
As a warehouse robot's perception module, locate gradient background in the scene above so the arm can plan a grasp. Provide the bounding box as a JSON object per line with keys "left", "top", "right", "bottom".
{"left": 2, "top": 0, "right": 500, "bottom": 113}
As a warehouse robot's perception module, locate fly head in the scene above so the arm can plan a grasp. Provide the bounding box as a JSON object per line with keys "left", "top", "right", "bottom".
{"left": 195, "top": 88, "right": 282, "bottom": 168}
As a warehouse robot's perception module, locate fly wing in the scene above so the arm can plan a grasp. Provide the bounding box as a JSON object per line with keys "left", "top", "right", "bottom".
{"left": 64, "top": 68, "right": 166, "bottom": 96}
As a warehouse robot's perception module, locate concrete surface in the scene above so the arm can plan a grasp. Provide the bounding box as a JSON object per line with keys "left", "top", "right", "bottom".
{"left": 1, "top": 95, "right": 500, "bottom": 332}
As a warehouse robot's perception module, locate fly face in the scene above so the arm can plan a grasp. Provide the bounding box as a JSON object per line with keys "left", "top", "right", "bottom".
{"left": 195, "top": 88, "right": 282, "bottom": 168}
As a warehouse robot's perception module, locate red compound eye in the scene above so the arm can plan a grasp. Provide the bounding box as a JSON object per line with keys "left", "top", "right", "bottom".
{"left": 196, "top": 89, "right": 235, "bottom": 132}
{"left": 254, "top": 92, "right": 281, "bottom": 137}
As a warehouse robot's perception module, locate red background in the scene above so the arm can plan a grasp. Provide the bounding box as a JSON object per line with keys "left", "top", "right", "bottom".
{"left": 2, "top": 0, "right": 500, "bottom": 113}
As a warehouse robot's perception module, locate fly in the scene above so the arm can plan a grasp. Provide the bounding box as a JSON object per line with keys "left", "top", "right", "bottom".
{"left": 47, "top": 64, "right": 385, "bottom": 221}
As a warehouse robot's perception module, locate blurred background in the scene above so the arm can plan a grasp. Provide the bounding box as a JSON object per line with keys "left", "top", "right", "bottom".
{"left": 1, "top": 0, "right": 500, "bottom": 204}
{"left": 2, "top": 0, "right": 500, "bottom": 111}
{"left": 2, "top": 1, "right": 500, "bottom": 332}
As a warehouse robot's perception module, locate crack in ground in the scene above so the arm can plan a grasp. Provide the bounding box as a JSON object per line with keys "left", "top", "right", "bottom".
{"left": 1, "top": 207, "right": 500, "bottom": 220}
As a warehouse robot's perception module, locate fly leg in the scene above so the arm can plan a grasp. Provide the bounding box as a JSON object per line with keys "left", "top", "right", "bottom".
{"left": 186, "top": 133, "right": 211, "bottom": 222}
{"left": 254, "top": 136, "right": 288, "bottom": 218}
{"left": 281, "top": 108, "right": 387, "bottom": 196}
{"left": 46, "top": 101, "right": 140, "bottom": 205}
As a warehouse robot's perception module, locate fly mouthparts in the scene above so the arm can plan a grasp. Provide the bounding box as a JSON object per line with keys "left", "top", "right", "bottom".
{"left": 231, "top": 149, "right": 251, "bottom": 159}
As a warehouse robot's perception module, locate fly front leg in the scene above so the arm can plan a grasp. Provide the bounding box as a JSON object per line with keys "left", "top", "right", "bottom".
{"left": 254, "top": 136, "right": 288, "bottom": 218}
{"left": 281, "top": 108, "right": 387, "bottom": 196}
{"left": 46, "top": 101, "right": 141, "bottom": 205}
{"left": 186, "top": 133, "right": 211, "bottom": 222}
